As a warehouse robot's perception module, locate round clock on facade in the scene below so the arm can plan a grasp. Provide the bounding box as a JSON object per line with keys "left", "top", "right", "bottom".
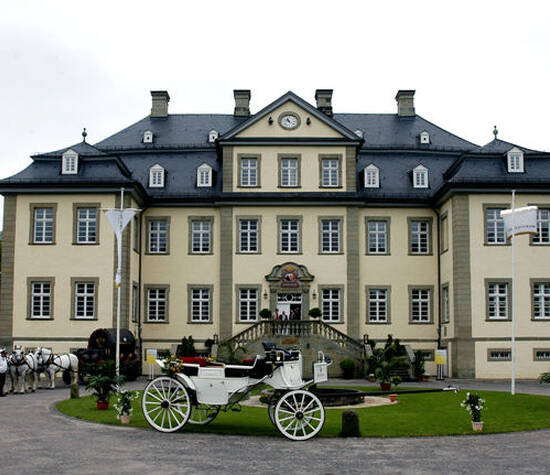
{"left": 278, "top": 112, "right": 300, "bottom": 130}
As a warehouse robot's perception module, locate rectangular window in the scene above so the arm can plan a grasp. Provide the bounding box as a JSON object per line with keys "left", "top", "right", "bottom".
{"left": 191, "top": 288, "right": 210, "bottom": 322}
{"left": 34, "top": 207, "right": 54, "bottom": 243}
{"left": 133, "top": 216, "right": 140, "bottom": 252}
{"left": 533, "top": 282, "right": 550, "bottom": 320}
{"left": 76, "top": 208, "right": 97, "bottom": 244}
{"left": 321, "top": 219, "right": 340, "bottom": 253}
{"left": 534, "top": 350, "right": 550, "bottom": 361}
{"left": 440, "top": 214, "right": 448, "bottom": 252}
{"left": 148, "top": 220, "right": 168, "bottom": 253}
{"left": 191, "top": 220, "right": 212, "bottom": 253}
{"left": 410, "top": 220, "right": 430, "bottom": 254}
{"left": 442, "top": 286, "right": 450, "bottom": 323}
{"left": 488, "top": 349, "right": 511, "bottom": 361}
{"left": 321, "top": 158, "right": 339, "bottom": 187}
{"left": 485, "top": 207, "right": 506, "bottom": 244}
{"left": 532, "top": 208, "right": 550, "bottom": 245}
{"left": 280, "top": 219, "right": 300, "bottom": 253}
{"left": 487, "top": 283, "right": 509, "bottom": 320}
{"left": 411, "top": 288, "right": 431, "bottom": 322}
{"left": 240, "top": 157, "right": 258, "bottom": 187}
{"left": 239, "top": 219, "right": 259, "bottom": 253}
{"left": 321, "top": 289, "right": 341, "bottom": 322}
{"left": 368, "top": 289, "right": 388, "bottom": 323}
{"left": 239, "top": 288, "right": 258, "bottom": 322}
{"left": 280, "top": 157, "right": 298, "bottom": 187}
{"left": 132, "top": 283, "right": 138, "bottom": 323}
{"left": 31, "top": 282, "right": 51, "bottom": 319}
{"left": 74, "top": 282, "right": 96, "bottom": 319}
{"left": 368, "top": 221, "right": 387, "bottom": 254}
{"left": 147, "top": 288, "right": 167, "bottom": 322}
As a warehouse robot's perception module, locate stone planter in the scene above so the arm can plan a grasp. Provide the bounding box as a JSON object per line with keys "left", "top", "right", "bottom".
{"left": 120, "top": 414, "right": 131, "bottom": 424}
{"left": 388, "top": 393, "right": 397, "bottom": 403}
{"left": 472, "top": 421, "right": 484, "bottom": 432}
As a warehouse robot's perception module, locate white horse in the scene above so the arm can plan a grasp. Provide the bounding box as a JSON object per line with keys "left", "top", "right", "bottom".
{"left": 8, "top": 347, "right": 38, "bottom": 394}
{"left": 34, "top": 347, "right": 78, "bottom": 389}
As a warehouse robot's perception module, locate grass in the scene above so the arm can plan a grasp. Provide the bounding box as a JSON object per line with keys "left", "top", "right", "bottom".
{"left": 56, "top": 387, "right": 550, "bottom": 438}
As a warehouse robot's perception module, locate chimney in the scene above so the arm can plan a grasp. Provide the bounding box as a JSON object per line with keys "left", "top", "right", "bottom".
{"left": 395, "top": 90, "right": 415, "bottom": 118}
{"left": 315, "top": 89, "right": 333, "bottom": 116}
{"left": 233, "top": 90, "right": 251, "bottom": 117}
{"left": 150, "top": 90, "right": 170, "bottom": 118}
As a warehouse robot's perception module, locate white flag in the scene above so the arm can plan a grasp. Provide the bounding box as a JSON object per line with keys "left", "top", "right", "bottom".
{"left": 105, "top": 209, "right": 137, "bottom": 285}
{"left": 500, "top": 206, "right": 538, "bottom": 239}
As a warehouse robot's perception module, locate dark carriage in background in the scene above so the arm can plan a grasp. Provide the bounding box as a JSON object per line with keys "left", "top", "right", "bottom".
{"left": 75, "top": 328, "right": 141, "bottom": 383}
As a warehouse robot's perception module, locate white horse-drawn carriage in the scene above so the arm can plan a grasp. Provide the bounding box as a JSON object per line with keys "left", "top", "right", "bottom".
{"left": 142, "top": 343, "right": 331, "bottom": 441}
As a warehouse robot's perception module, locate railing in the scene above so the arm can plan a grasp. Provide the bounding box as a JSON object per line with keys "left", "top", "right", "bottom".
{"left": 223, "top": 320, "right": 364, "bottom": 358}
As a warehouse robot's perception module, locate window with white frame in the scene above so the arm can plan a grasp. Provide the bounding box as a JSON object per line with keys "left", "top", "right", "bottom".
{"left": 33, "top": 207, "right": 54, "bottom": 243}
{"left": 143, "top": 130, "right": 153, "bottom": 143}
{"left": 487, "top": 282, "right": 509, "bottom": 320}
{"left": 321, "top": 219, "right": 340, "bottom": 253}
{"left": 413, "top": 165, "right": 428, "bottom": 188}
{"left": 208, "top": 130, "right": 218, "bottom": 143}
{"left": 149, "top": 164, "right": 165, "bottom": 188}
{"left": 410, "top": 288, "right": 431, "bottom": 322}
{"left": 533, "top": 282, "right": 550, "bottom": 320}
{"left": 534, "top": 350, "right": 550, "bottom": 361}
{"left": 280, "top": 219, "right": 300, "bottom": 253}
{"left": 62, "top": 150, "right": 78, "bottom": 174}
{"left": 410, "top": 220, "right": 430, "bottom": 254}
{"left": 147, "top": 288, "right": 167, "bottom": 322}
{"left": 148, "top": 220, "right": 168, "bottom": 253}
{"left": 197, "top": 164, "right": 212, "bottom": 187}
{"left": 239, "top": 288, "right": 258, "bottom": 322}
{"left": 321, "top": 158, "right": 339, "bottom": 187}
{"left": 507, "top": 147, "right": 524, "bottom": 173}
{"left": 76, "top": 207, "right": 97, "bottom": 243}
{"left": 321, "top": 289, "right": 341, "bottom": 322}
{"left": 364, "top": 164, "right": 379, "bottom": 188}
{"left": 367, "top": 220, "right": 388, "bottom": 254}
{"left": 420, "top": 131, "right": 430, "bottom": 144}
{"left": 31, "top": 282, "right": 52, "bottom": 319}
{"left": 442, "top": 286, "right": 450, "bottom": 323}
{"left": 488, "top": 349, "right": 511, "bottom": 361}
{"left": 240, "top": 157, "right": 258, "bottom": 187}
{"left": 191, "top": 220, "right": 211, "bottom": 253}
{"left": 368, "top": 289, "right": 388, "bottom": 323}
{"left": 74, "top": 282, "right": 96, "bottom": 319}
{"left": 532, "top": 208, "right": 550, "bottom": 244}
{"left": 191, "top": 288, "right": 210, "bottom": 322}
{"left": 485, "top": 207, "right": 506, "bottom": 244}
{"left": 280, "top": 157, "right": 299, "bottom": 187}
{"left": 239, "top": 219, "right": 259, "bottom": 253}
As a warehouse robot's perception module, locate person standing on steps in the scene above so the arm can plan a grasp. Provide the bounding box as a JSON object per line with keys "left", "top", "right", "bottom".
{"left": 0, "top": 349, "right": 8, "bottom": 396}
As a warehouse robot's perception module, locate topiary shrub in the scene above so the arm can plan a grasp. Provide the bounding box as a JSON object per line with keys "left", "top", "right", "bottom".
{"left": 539, "top": 372, "right": 550, "bottom": 384}
{"left": 340, "top": 358, "right": 356, "bottom": 379}
{"left": 308, "top": 307, "right": 322, "bottom": 319}
{"left": 259, "top": 308, "right": 272, "bottom": 320}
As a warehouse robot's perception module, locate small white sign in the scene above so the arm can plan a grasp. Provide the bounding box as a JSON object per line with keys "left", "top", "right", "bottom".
{"left": 313, "top": 362, "right": 328, "bottom": 383}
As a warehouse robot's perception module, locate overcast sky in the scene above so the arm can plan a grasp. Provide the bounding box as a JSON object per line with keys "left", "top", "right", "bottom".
{"left": 1, "top": 0, "right": 549, "bottom": 227}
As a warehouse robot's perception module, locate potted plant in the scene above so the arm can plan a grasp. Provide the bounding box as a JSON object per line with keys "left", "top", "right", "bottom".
{"left": 259, "top": 308, "right": 272, "bottom": 320}
{"left": 539, "top": 372, "right": 550, "bottom": 384}
{"left": 340, "top": 358, "right": 356, "bottom": 379}
{"left": 114, "top": 389, "right": 138, "bottom": 424}
{"left": 412, "top": 350, "right": 426, "bottom": 381}
{"left": 308, "top": 307, "right": 322, "bottom": 319}
{"left": 460, "top": 392, "right": 486, "bottom": 431}
{"left": 86, "top": 361, "right": 125, "bottom": 410}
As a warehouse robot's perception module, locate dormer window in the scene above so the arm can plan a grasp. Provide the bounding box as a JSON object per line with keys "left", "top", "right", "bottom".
{"left": 413, "top": 165, "right": 429, "bottom": 188}
{"left": 143, "top": 130, "right": 153, "bottom": 143}
{"left": 507, "top": 147, "right": 524, "bottom": 173}
{"left": 197, "top": 163, "right": 212, "bottom": 187}
{"left": 149, "top": 164, "right": 165, "bottom": 188}
{"left": 62, "top": 150, "right": 78, "bottom": 174}
{"left": 208, "top": 130, "right": 218, "bottom": 143}
{"left": 355, "top": 129, "right": 364, "bottom": 138}
{"left": 420, "top": 131, "right": 430, "bottom": 144}
{"left": 364, "top": 164, "right": 379, "bottom": 188}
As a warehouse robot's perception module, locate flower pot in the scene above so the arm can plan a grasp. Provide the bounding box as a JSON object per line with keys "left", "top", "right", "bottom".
{"left": 472, "top": 421, "right": 484, "bottom": 432}
{"left": 388, "top": 393, "right": 397, "bottom": 403}
{"left": 120, "top": 414, "right": 131, "bottom": 424}
{"left": 97, "top": 400, "right": 109, "bottom": 410}
{"left": 380, "top": 382, "right": 391, "bottom": 391}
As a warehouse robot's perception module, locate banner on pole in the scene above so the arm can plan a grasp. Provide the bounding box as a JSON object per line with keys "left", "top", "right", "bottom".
{"left": 104, "top": 209, "right": 138, "bottom": 285}
{"left": 500, "top": 205, "right": 538, "bottom": 239}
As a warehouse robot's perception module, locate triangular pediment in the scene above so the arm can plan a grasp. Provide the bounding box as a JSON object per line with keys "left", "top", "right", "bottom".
{"left": 220, "top": 91, "right": 361, "bottom": 141}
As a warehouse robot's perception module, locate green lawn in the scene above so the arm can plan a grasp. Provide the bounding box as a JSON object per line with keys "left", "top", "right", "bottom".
{"left": 56, "top": 387, "right": 550, "bottom": 438}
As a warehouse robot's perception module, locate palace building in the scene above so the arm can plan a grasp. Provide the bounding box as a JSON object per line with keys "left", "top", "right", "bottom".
{"left": 1, "top": 88, "right": 550, "bottom": 378}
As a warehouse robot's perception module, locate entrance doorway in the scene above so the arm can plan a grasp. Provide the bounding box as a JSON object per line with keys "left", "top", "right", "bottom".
{"left": 277, "top": 293, "right": 302, "bottom": 320}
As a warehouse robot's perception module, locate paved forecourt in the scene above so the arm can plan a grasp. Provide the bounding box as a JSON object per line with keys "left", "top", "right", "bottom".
{"left": 0, "top": 380, "right": 549, "bottom": 474}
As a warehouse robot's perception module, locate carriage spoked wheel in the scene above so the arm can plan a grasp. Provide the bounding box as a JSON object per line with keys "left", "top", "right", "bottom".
{"left": 274, "top": 390, "right": 325, "bottom": 441}
{"left": 188, "top": 404, "right": 220, "bottom": 425}
{"left": 142, "top": 376, "right": 191, "bottom": 432}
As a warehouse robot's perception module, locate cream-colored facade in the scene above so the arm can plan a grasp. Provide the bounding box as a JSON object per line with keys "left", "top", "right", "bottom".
{"left": 1, "top": 88, "right": 549, "bottom": 378}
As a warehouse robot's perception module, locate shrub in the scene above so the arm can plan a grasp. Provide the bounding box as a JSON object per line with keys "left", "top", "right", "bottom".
{"left": 176, "top": 336, "right": 196, "bottom": 357}
{"left": 340, "top": 358, "right": 356, "bottom": 379}
{"left": 539, "top": 372, "right": 550, "bottom": 384}
{"left": 412, "top": 350, "right": 426, "bottom": 379}
{"left": 308, "top": 307, "right": 322, "bottom": 319}
{"left": 259, "top": 308, "right": 272, "bottom": 320}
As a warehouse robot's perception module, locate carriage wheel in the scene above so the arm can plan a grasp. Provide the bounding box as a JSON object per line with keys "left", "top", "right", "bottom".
{"left": 188, "top": 404, "right": 220, "bottom": 425}
{"left": 274, "top": 390, "right": 325, "bottom": 441}
{"left": 142, "top": 376, "right": 191, "bottom": 433}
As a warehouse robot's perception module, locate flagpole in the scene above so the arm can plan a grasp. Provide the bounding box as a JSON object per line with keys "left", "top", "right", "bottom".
{"left": 116, "top": 187, "right": 124, "bottom": 379}
{"left": 511, "top": 189, "right": 516, "bottom": 395}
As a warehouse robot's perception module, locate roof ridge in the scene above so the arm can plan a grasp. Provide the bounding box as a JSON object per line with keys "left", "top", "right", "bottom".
{"left": 415, "top": 114, "right": 479, "bottom": 149}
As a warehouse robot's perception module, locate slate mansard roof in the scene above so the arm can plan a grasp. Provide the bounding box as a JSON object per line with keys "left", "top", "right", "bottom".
{"left": 1, "top": 91, "right": 549, "bottom": 204}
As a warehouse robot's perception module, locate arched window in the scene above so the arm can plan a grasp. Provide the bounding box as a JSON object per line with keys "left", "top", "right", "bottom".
{"left": 208, "top": 130, "right": 218, "bottom": 143}
{"left": 364, "top": 164, "right": 379, "bottom": 188}
{"left": 507, "top": 147, "right": 524, "bottom": 173}
{"left": 62, "top": 149, "right": 78, "bottom": 174}
{"left": 143, "top": 130, "right": 153, "bottom": 144}
{"left": 149, "top": 164, "right": 165, "bottom": 188}
{"left": 197, "top": 163, "right": 212, "bottom": 187}
{"left": 420, "top": 131, "right": 430, "bottom": 144}
{"left": 413, "top": 165, "right": 429, "bottom": 188}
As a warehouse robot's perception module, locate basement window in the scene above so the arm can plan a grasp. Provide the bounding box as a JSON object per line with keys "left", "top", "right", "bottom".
{"left": 488, "top": 349, "right": 511, "bottom": 361}
{"left": 62, "top": 150, "right": 78, "bottom": 174}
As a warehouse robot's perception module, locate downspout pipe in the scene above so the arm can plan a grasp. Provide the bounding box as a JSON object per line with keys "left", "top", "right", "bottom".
{"left": 435, "top": 208, "right": 442, "bottom": 350}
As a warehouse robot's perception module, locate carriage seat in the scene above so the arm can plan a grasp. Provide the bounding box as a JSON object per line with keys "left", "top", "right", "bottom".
{"left": 225, "top": 355, "right": 272, "bottom": 379}
{"left": 180, "top": 356, "right": 207, "bottom": 367}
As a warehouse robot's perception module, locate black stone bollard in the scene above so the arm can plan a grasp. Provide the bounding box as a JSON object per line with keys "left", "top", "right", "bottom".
{"left": 341, "top": 410, "right": 360, "bottom": 437}
{"left": 70, "top": 383, "right": 80, "bottom": 399}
